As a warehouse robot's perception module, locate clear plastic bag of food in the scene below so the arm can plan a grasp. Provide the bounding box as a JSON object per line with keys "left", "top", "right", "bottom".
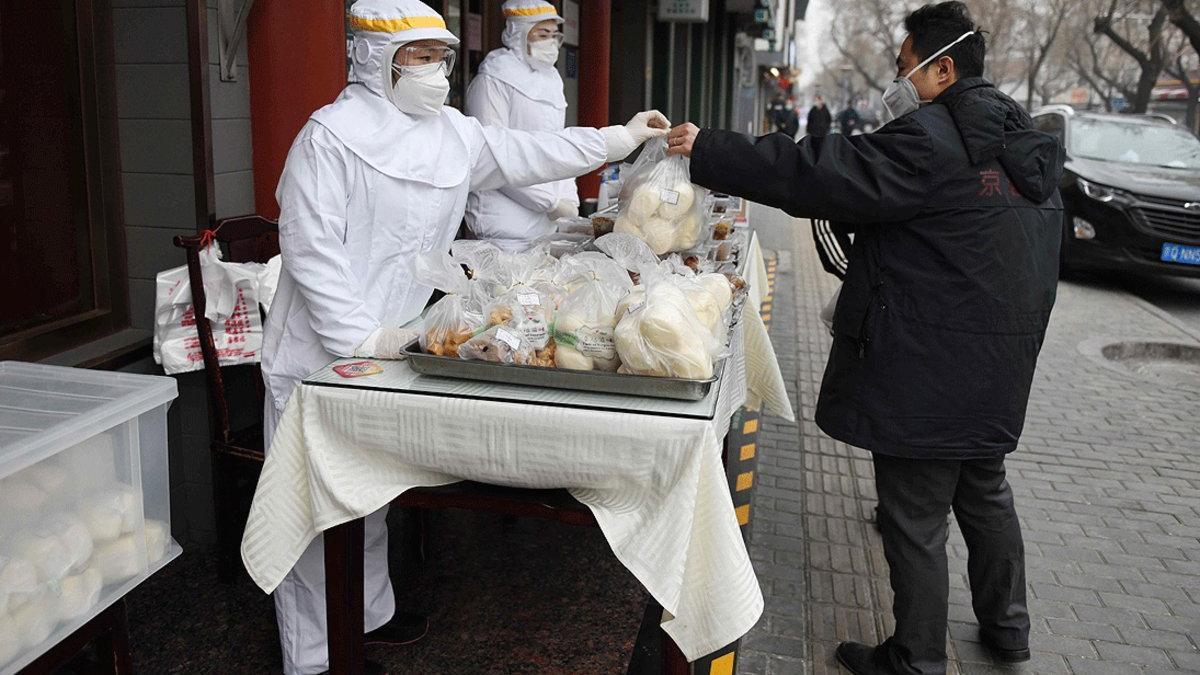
{"left": 457, "top": 325, "right": 536, "bottom": 365}
{"left": 614, "top": 268, "right": 721, "bottom": 380}
{"left": 553, "top": 264, "right": 629, "bottom": 372}
{"left": 613, "top": 137, "right": 708, "bottom": 255}
{"left": 413, "top": 251, "right": 484, "bottom": 357}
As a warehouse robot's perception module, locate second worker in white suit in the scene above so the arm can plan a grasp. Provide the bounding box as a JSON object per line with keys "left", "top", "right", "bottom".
{"left": 257, "top": 1, "right": 668, "bottom": 673}
{"left": 464, "top": 0, "right": 579, "bottom": 251}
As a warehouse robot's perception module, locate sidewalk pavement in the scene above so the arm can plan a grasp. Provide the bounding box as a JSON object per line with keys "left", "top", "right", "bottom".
{"left": 739, "top": 205, "right": 1200, "bottom": 675}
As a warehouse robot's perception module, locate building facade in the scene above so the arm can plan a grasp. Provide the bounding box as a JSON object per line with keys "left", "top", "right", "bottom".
{"left": 0, "top": 0, "right": 804, "bottom": 547}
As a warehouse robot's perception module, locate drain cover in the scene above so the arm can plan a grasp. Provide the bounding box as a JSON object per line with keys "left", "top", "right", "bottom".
{"left": 1100, "top": 341, "right": 1200, "bottom": 383}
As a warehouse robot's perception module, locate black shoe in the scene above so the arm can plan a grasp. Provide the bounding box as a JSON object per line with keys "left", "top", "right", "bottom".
{"left": 980, "top": 633, "right": 1031, "bottom": 663}
{"left": 365, "top": 611, "right": 429, "bottom": 646}
{"left": 318, "top": 658, "right": 387, "bottom": 675}
{"left": 835, "top": 642, "right": 895, "bottom": 675}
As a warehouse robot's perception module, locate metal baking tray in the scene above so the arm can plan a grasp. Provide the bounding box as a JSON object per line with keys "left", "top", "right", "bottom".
{"left": 403, "top": 340, "right": 722, "bottom": 401}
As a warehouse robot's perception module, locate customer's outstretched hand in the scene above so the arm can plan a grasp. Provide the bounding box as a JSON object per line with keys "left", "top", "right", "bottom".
{"left": 667, "top": 123, "right": 700, "bottom": 157}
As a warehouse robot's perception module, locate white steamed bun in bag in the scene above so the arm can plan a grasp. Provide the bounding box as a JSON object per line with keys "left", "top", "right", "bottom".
{"left": 145, "top": 519, "right": 170, "bottom": 563}
{"left": 0, "top": 613, "right": 19, "bottom": 664}
{"left": 42, "top": 513, "right": 94, "bottom": 574}
{"left": 0, "top": 556, "right": 39, "bottom": 612}
{"left": 10, "top": 592, "right": 56, "bottom": 648}
{"left": 13, "top": 531, "right": 70, "bottom": 583}
{"left": 78, "top": 493, "right": 123, "bottom": 544}
{"left": 615, "top": 277, "right": 717, "bottom": 380}
{"left": 615, "top": 138, "right": 707, "bottom": 255}
{"left": 56, "top": 568, "right": 102, "bottom": 621}
{"left": 93, "top": 535, "right": 143, "bottom": 584}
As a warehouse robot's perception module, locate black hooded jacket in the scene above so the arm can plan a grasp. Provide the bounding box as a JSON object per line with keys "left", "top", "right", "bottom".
{"left": 690, "top": 78, "right": 1066, "bottom": 459}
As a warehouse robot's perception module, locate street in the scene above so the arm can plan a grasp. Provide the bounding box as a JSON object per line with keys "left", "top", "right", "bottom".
{"left": 741, "top": 206, "right": 1200, "bottom": 675}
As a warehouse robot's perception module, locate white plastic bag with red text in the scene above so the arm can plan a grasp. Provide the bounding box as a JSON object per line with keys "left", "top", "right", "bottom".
{"left": 153, "top": 244, "right": 266, "bottom": 375}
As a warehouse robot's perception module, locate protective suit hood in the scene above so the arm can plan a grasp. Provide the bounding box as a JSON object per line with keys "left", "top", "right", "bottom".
{"left": 477, "top": 48, "right": 567, "bottom": 109}
{"left": 320, "top": 0, "right": 467, "bottom": 186}
{"left": 500, "top": 0, "right": 563, "bottom": 72}
{"left": 311, "top": 86, "right": 468, "bottom": 187}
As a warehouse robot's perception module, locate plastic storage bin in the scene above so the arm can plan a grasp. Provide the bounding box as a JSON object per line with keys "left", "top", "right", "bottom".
{"left": 0, "top": 362, "right": 180, "bottom": 674}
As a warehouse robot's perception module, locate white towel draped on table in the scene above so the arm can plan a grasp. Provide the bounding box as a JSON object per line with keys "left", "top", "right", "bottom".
{"left": 240, "top": 240, "right": 793, "bottom": 661}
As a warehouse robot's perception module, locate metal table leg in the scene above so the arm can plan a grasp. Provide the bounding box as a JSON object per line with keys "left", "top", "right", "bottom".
{"left": 325, "top": 517, "right": 366, "bottom": 675}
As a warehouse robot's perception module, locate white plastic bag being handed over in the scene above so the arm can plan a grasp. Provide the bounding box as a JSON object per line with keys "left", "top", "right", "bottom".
{"left": 613, "top": 137, "right": 708, "bottom": 256}
{"left": 153, "top": 243, "right": 265, "bottom": 375}
{"left": 614, "top": 266, "right": 722, "bottom": 380}
{"left": 413, "top": 250, "right": 485, "bottom": 357}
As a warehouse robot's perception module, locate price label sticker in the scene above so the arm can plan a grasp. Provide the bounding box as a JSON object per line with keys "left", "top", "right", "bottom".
{"left": 495, "top": 328, "right": 521, "bottom": 350}
{"left": 659, "top": 189, "right": 680, "bottom": 205}
{"left": 333, "top": 361, "right": 384, "bottom": 378}
{"left": 517, "top": 292, "right": 541, "bottom": 307}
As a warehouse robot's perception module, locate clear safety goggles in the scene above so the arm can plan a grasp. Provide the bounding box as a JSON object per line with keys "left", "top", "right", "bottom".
{"left": 527, "top": 28, "right": 564, "bottom": 45}
{"left": 392, "top": 44, "right": 457, "bottom": 75}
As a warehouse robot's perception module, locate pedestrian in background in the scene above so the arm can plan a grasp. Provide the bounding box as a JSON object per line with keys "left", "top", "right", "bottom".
{"left": 837, "top": 102, "right": 861, "bottom": 135}
{"left": 807, "top": 95, "right": 832, "bottom": 137}
{"left": 665, "top": 2, "right": 1065, "bottom": 673}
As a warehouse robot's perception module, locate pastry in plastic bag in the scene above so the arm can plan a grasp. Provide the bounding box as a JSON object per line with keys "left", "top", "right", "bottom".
{"left": 0, "top": 613, "right": 19, "bottom": 664}
{"left": 56, "top": 567, "right": 102, "bottom": 621}
{"left": 614, "top": 137, "right": 708, "bottom": 255}
{"left": 78, "top": 493, "right": 123, "bottom": 544}
{"left": 13, "top": 530, "right": 70, "bottom": 584}
{"left": 0, "top": 555, "right": 39, "bottom": 615}
{"left": 145, "top": 519, "right": 170, "bottom": 563}
{"left": 40, "top": 513, "right": 94, "bottom": 575}
{"left": 413, "top": 250, "right": 485, "bottom": 357}
{"left": 614, "top": 273, "right": 718, "bottom": 380}
{"left": 457, "top": 326, "right": 534, "bottom": 365}
{"left": 93, "top": 535, "right": 143, "bottom": 584}
{"left": 10, "top": 592, "right": 56, "bottom": 649}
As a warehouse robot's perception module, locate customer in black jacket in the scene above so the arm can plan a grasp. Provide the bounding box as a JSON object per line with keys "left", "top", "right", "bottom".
{"left": 666, "top": 3, "right": 1064, "bottom": 674}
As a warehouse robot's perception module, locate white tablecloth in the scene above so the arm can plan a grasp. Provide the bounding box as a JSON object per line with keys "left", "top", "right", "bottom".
{"left": 241, "top": 241, "right": 792, "bottom": 661}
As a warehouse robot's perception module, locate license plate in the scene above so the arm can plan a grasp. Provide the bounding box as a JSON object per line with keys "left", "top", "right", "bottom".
{"left": 1161, "top": 242, "right": 1200, "bottom": 266}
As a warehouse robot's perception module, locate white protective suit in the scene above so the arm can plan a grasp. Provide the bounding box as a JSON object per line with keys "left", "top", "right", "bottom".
{"left": 464, "top": 1, "right": 577, "bottom": 251}
{"left": 259, "top": 1, "right": 647, "bottom": 673}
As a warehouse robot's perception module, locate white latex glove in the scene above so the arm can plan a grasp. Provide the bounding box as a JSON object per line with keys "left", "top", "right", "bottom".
{"left": 353, "top": 327, "right": 420, "bottom": 359}
{"left": 549, "top": 199, "right": 579, "bottom": 220}
{"left": 601, "top": 110, "right": 671, "bottom": 162}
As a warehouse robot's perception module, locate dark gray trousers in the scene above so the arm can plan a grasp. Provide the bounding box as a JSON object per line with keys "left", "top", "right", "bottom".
{"left": 872, "top": 454, "right": 1030, "bottom": 675}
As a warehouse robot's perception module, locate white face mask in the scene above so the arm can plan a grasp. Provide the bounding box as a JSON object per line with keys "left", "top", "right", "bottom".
{"left": 882, "top": 31, "right": 975, "bottom": 123}
{"left": 528, "top": 39, "right": 560, "bottom": 68}
{"left": 388, "top": 62, "right": 450, "bottom": 117}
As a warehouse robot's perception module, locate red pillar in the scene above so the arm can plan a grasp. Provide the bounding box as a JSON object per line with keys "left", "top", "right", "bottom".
{"left": 576, "top": 0, "right": 611, "bottom": 201}
{"left": 247, "top": 1, "right": 347, "bottom": 219}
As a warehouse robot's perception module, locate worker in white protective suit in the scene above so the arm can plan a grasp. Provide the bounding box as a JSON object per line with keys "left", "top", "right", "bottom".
{"left": 258, "top": 1, "right": 667, "bottom": 673}
{"left": 465, "top": 0, "right": 578, "bottom": 251}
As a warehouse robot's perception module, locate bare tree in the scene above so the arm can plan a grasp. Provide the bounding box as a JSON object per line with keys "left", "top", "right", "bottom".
{"left": 1163, "top": 34, "right": 1200, "bottom": 130}
{"left": 1161, "top": 0, "right": 1200, "bottom": 57}
{"left": 828, "top": 0, "right": 905, "bottom": 95}
{"left": 1093, "top": 0, "right": 1169, "bottom": 112}
{"left": 1022, "top": 0, "right": 1074, "bottom": 109}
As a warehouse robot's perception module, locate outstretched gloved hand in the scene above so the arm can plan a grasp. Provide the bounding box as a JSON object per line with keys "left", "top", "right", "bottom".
{"left": 354, "top": 327, "right": 421, "bottom": 359}
{"left": 602, "top": 110, "right": 670, "bottom": 162}
{"left": 549, "top": 199, "right": 579, "bottom": 220}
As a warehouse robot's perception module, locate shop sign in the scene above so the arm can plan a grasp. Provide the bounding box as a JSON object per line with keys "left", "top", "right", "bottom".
{"left": 563, "top": 0, "right": 580, "bottom": 46}
{"left": 659, "top": 0, "right": 709, "bottom": 23}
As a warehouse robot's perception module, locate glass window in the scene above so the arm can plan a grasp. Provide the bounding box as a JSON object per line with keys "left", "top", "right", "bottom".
{"left": 0, "top": 1, "right": 127, "bottom": 359}
{"left": 1069, "top": 117, "right": 1200, "bottom": 169}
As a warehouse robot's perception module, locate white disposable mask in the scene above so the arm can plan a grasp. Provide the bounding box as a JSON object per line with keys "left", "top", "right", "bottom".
{"left": 528, "top": 39, "right": 560, "bottom": 68}
{"left": 389, "top": 63, "right": 450, "bottom": 117}
{"left": 882, "top": 31, "right": 975, "bottom": 123}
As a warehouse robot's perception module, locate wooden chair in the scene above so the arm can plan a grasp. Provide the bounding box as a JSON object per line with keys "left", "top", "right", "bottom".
{"left": 173, "top": 215, "right": 279, "bottom": 580}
